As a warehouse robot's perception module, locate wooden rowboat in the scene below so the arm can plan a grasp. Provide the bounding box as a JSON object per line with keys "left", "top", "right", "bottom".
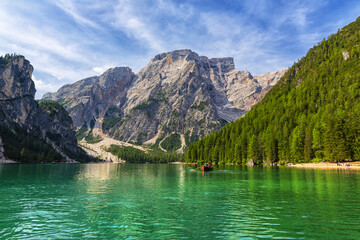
{"left": 201, "top": 166, "right": 213, "bottom": 171}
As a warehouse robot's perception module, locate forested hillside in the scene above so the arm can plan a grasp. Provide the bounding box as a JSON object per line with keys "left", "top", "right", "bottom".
{"left": 186, "top": 17, "right": 360, "bottom": 165}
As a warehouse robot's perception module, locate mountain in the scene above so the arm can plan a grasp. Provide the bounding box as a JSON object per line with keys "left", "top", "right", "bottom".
{"left": 185, "top": 17, "right": 360, "bottom": 164}
{"left": 43, "top": 67, "right": 135, "bottom": 129}
{"left": 0, "top": 54, "right": 90, "bottom": 163}
{"left": 44, "top": 49, "right": 287, "bottom": 151}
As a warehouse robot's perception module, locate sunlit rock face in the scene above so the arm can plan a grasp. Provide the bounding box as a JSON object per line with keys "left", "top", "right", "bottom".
{"left": 44, "top": 50, "right": 287, "bottom": 147}
{"left": 43, "top": 67, "right": 135, "bottom": 128}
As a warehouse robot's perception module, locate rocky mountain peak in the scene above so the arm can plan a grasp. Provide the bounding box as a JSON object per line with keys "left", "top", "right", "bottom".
{"left": 0, "top": 56, "right": 35, "bottom": 100}
{"left": 43, "top": 50, "right": 288, "bottom": 151}
{"left": 207, "top": 57, "right": 235, "bottom": 73}
{"left": 150, "top": 49, "right": 235, "bottom": 73}
{"left": 98, "top": 67, "right": 133, "bottom": 88}
{"left": 152, "top": 49, "right": 196, "bottom": 62}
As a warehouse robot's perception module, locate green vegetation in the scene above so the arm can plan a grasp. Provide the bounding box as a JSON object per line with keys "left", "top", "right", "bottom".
{"left": 167, "top": 110, "right": 182, "bottom": 132}
{"left": 133, "top": 99, "right": 157, "bottom": 110}
{"left": 38, "top": 100, "right": 69, "bottom": 118}
{"left": 186, "top": 17, "right": 360, "bottom": 165}
{"left": 152, "top": 130, "right": 165, "bottom": 150}
{"left": 89, "top": 118, "right": 96, "bottom": 129}
{"left": 197, "top": 119, "right": 205, "bottom": 126}
{"left": 0, "top": 125, "right": 63, "bottom": 163}
{"left": 107, "top": 145, "right": 183, "bottom": 163}
{"left": 76, "top": 123, "right": 88, "bottom": 141}
{"left": 102, "top": 116, "right": 122, "bottom": 131}
{"left": 161, "top": 133, "right": 182, "bottom": 151}
{"left": 0, "top": 120, "right": 95, "bottom": 163}
{"left": 184, "top": 130, "right": 198, "bottom": 146}
{"left": 64, "top": 147, "right": 96, "bottom": 163}
{"left": 132, "top": 93, "right": 168, "bottom": 118}
{"left": 103, "top": 106, "right": 122, "bottom": 131}
{"left": 55, "top": 98, "right": 71, "bottom": 106}
{"left": 84, "top": 130, "right": 103, "bottom": 144}
{"left": 191, "top": 101, "right": 209, "bottom": 111}
{"left": 0, "top": 53, "right": 21, "bottom": 67}
{"left": 137, "top": 132, "right": 148, "bottom": 144}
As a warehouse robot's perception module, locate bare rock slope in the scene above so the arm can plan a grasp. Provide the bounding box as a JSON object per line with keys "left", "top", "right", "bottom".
{"left": 43, "top": 67, "right": 135, "bottom": 128}
{"left": 44, "top": 50, "right": 287, "bottom": 150}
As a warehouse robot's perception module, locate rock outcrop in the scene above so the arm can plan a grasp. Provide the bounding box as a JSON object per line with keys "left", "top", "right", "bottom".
{"left": 0, "top": 55, "right": 86, "bottom": 162}
{"left": 0, "top": 137, "right": 4, "bottom": 159}
{"left": 43, "top": 67, "right": 135, "bottom": 128}
{"left": 44, "top": 49, "right": 287, "bottom": 149}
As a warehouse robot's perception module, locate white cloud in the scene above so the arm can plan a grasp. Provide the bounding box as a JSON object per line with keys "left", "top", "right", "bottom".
{"left": 92, "top": 67, "right": 105, "bottom": 74}
{"left": 54, "top": 0, "right": 101, "bottom": 29}
{"left": 0, "top": 10, "right": 90, "bottom": 64}
{"left": 111, "top": 0, "right": 166, "bottom": 52}
{"left": 92, "top": 65, "right": 115, "bottom": 74}
{"left": 33, "top": 75, "right": 59, "bottom": 93}
{"left": 1, "top": 0, "right": 359, "bottom": 94}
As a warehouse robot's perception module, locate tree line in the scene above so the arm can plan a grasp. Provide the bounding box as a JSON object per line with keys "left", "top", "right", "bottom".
{"left": 0, "top": 125, "right": 63, "bottom": 163}
{"left": 107, "top": 145, "right": 183, "bottom": 163}
{"left": 186, "top": 17, "right": 360, "bottom": 165}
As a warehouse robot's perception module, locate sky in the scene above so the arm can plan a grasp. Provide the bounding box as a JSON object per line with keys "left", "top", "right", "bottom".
{"left": 0, "top": 0, "right": 359, "bottom": 99}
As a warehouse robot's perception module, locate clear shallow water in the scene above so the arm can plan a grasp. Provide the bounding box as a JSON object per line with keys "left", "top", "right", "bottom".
{"left": 0, "top": 164, "right": 359, "bottom": 239}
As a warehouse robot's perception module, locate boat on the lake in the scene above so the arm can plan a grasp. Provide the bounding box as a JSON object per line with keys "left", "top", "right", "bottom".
{"left": 201, "top": 164, "right": 213, "bottom": 171}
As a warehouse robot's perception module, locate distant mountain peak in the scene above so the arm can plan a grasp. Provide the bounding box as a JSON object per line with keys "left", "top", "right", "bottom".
{"left": 43, "top": 49, "right": 287, "bottom": 151}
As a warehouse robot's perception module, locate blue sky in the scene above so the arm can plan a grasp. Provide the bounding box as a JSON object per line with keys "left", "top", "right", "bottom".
{"left": 0, "top": 0, "right": 359, "bottom": 98}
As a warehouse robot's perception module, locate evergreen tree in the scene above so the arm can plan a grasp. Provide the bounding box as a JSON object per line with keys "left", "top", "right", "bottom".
{"left": 186, "top": 17, "right": 360, "bottom": 164}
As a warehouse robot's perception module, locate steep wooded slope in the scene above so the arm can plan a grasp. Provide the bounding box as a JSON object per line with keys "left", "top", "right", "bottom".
{"left": 186, "top": 17, "right": 360, "bottom": 164}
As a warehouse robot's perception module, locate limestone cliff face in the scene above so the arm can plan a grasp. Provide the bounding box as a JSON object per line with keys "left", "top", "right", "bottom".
{"left": 43, "top": 67, "right": 135, "bottom": 128}
{"left": 44, "top": 50, "right": 287, "bottom": 148}
{"left": 111, "top": 49, "right": 287, "bottom": 144}
{"left": 0, "top": 57, "right": 36, "bottom": 126}
{"left": 0, "top": 56, "right": 82, "bottom": 161}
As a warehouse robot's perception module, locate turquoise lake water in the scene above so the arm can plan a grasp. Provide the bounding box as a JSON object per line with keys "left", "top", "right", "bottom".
{"left": 0, "top": 164, "right": 359, "bottom": 239}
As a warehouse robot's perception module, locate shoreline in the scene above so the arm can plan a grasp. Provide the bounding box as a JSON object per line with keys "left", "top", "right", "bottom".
{"left": 0, "top": 159, "right": 18, "bottom": 164}
{"left": 288, "top": 162, "right": 360, "bottom": 170}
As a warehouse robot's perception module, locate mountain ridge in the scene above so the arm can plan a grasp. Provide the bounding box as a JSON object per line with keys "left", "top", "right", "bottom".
{"left": 44, "top": 49, "right": 287, "bottom": 151}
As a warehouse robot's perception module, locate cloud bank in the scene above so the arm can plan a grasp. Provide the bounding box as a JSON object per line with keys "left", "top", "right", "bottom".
{"left": 0, "top": 0, "right": 359, "bottom": 98}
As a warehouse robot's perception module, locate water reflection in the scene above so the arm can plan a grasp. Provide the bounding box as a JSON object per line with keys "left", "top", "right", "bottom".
{"left": 73, "top": 164, "right": 190, "bottom": 238}
{"left": 76, "top": 163, "right": 120, "bottom": 181}
{"left": 0, "top": 164, "right": 359, "bottom": 239}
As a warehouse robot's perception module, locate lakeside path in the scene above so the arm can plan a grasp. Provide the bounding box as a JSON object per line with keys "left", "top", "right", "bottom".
{"left": 288, "top": 162, "right": 360, "bottom": 170}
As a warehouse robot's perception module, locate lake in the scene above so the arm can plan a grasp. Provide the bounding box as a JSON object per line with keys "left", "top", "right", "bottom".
{"left": 0, "top": 164, "right": 359, "bottom": 239}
